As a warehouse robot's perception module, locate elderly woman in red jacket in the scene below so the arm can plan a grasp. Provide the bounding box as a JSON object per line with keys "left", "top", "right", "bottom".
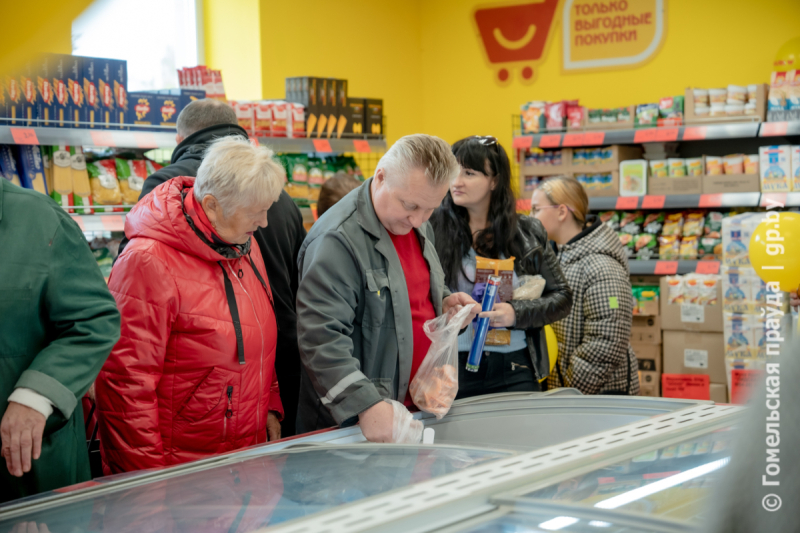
{"left": 97, "top": 136, "right": 285, "bottom": 474}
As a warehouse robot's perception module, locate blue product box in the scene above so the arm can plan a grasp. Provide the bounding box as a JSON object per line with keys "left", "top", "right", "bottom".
{"left": 48, "top": 54, "right": 70, "bottom": 128}
{"left": 82, "top": 56, "right": 101, "bottom": 129}
{"left": 65, "top": 55, "right": 83, "bottom": 127}
{"left": 0, "top": 145, "right": 22, "bottom": 187}
{"left": 4, "top": 73, "right": 22, "bottom": 125}
{"left": 37, "top": 55, "right": 57, "bottom": 128}
{"left": 157, "top": 88, "right": 206, "bottom": 114}
{"left": 16, "top": 144, "right": 48, "bottom": 195}
{"left": 19, "top": 62, "right": 38, "bottom": 127}
{"left": 97, "top": 58, "right": 128, "bottom": 129}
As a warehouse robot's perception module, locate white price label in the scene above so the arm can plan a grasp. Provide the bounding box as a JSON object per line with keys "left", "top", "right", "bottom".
{"left": 681, "top": 303, "right": 705, "bottom": 323}
{"left": 684, "top": 349, "right": 709, "bottom": 369}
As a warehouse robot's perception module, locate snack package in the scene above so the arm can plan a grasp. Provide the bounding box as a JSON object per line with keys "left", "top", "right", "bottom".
{"left": 684, "top": 275, "right": 701, "bottom": 303}
{"left": 699, "top": 236, "right": 723, "bottom": 259}
{"left": 705, "top": 212, "right": 724, "bottom": 237}
{"left": 634, "top": 103, "right": 659, "bottom": 127}
{"left": 599, "top": 211, "right": 620, "bottom": 231}
{"left": 659, "top": 235, "right": 681, "bottom": 260}
{"left": 229, "top": 100, "right": 254, "bottom": 134}
{"left": 115, "top": 159, "right": 148, "bottom": 206}
{"left": 384, "top": 399, "right": 423, "bottom": 444}
{"left": 288, "top": 102, "right": 306, "bottom": 138}
{"left": 567, "top": 105, "right": 584, "bottom": 129}
{"left": 649, "top": 160, "right": 668, "bottom": 178}
{"left": 662, "top": 213, "right": 685, "bottom": 236}
{"left": 666, "top": 276, "right": 684, "bottom": 304}
{"left": 409, "top": 305, "right": 472, "bottom": 419}
{"left": 686, "top": 158, "right": 704, "bottom": 176}
{"left": 759, "top": 145, "right": 792, "bottom": 193}
{"left": 253, "top": 101, "right": 272, "bottom": 135}
{"left": 680, "top": 235, "right": 700, "bottom": 260}
{"left": 723, "top": 268, "right": 752, "bottom": 313}
{"left": 683, "top": 212, "right": 705, "bottom": 237}
{"left": 521, "top": 101, "right": 547, "bottom": 134}
{"left": 724, "top": 313, "right": 754, "bottom": 358}
{"left": 668, "top": 158, "right": 687, "bottom": 177}
{"left": 727, "top": 85, "right": 747, "bottom": 104}
{"left": 620, "top": 211, "right": 645, "bottom": 235}
{"left": 643, "top": 212, "right": 665, "bottom": 234}
{"left": 475, "top": 256, "right": 516, "bottom": 346}
{"left": 723, "top": 155, "right": 744, "bottom": 175}
{"left": 513, "top": 275, "right": 546, "bottom": 301}
{"left": 620, "top": 160, "right": 647, "bottom": 196}
{"left": 709, "top": 88, "right": 727, "bottom": 104}
{"left": 705, "top": 156, "right": 723, "bottom": 176}
{"left": 693, "top": 89, "right": 709, "bottom": 105}
{"left": 769, "top": 71, "right": 790, "bottom": 110}
{"left": 283, "top": 153, "right": 309, "bottom": 199}
{"left": 659, "top": 96, "right": 684, "bottom": 119}
{"left": 698, "top": 276, "right": 720, "bottom": 306}
{"left": 87, "top": 159, "right": 123, "bottom": 211}
{"left": 635, "top": 233, "right": 658, "bottom": 259}
{"left": 618, "top": 233, "right": 635, "bottom": 257}
{"left": 545, "top": 101, "right": 566, "bottom": 131}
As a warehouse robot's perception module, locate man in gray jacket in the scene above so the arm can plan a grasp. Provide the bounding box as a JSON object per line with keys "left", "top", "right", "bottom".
{"left": 296, "top": 134, "right": 480, "bottom": 441}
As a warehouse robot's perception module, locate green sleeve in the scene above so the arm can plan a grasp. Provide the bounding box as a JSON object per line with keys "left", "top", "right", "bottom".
{"left": 15, "top": 217, "right": 121, "bottom": 420}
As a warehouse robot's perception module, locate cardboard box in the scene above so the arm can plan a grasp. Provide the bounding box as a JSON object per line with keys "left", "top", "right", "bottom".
{"left": 346, "top": 97, "right": 365, "bottom": 136}
{"left": 632, "top": 343, "right": 661, "bottom": 373}
{"left": 285, "top": 77, "right": 320, "bottom": 139}
{"left": 580, "top": 105, "right": 636, "bottom": 130}
{"left": 685, "top": 84, "right": 767, "bottom": 124}
{"left": 82, "top": 56, "right": 101, "bottom": 128}
{"left": 65, "top": 55, "right": 84, "bottom": 127}
{"left": 584, "top": 170, "right": 619, "bottom": 198}
{"left": 702, "top": 173, "right": 761, "bottom": 194}
{"left": 638, "top": 371, "right": 661, "bottom": 397}
{"left": 336, "top": 79, "right": 348, "bottom": 138}
{"left": 710, "top": 383, "right": 728, "bottom": 403}
{"left": 572, "top": 145, "right": 642, "bottom": 174}
{"left": 37, "top": 55, "right": 56, "bottom": 127}
{"left": 663, "top": 331, "right": 726, "bottom": 383}
{"left": 631, "top": 315, "right": 661, "bottom": 344}
{"left": 648, "top": 175, "right": 703, "bottom": 195}
{"left": 660, "top": 277, "right": 724, "bottom": 332}
{"left": 365, "top": 98, "right": 383, "bottom": 137}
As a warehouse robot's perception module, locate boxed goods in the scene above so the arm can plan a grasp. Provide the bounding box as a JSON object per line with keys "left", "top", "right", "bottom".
{"left": 49, "top": 55, "right": 69, "bottom": 127}
{"left": 86, "top": 159, "right": 122, "bottom": 211}
{"left": 758, "top": 145, "right": 792, "bottom": 193}
{"left": 17, "top": 145, "right": 48, "bottom": 195}
{"left": 0, "top": 146, "right": 22, "bottom": 187}
{"left": 619, "top": 159, "right": 647, "bottom": 196}
{"left": 287, "top": 102, "right": 305, "bottom": 138}
{"left": 634, "top": 103, "right": 659, "bottom": 127}
{"left": 631, "top": 314, "right": 661, "bottom": 344}
{"left": 82, "top": 56, "right": 101, "bottom": 128}
{"left": 5, "top": 73, "right": 23, "bottom": 125}
{"left": 230, "top": 100, "right": 254, "bottom": 133}
{"left": 660, "top": 274, "right": 723, "bottom": 332}
{"left": 632, "top": 285, "right": 659, "bottom": 316}
{"left": 316, "top": 79, "right": 328, "bottom": 137}
{"left": 286, "top": 77, "right": 318, "bottom": 137}
{"left": 365, "top": 98, "right": 383, "bottom": 137}
{"left": 326, "top": 79, "right": 339, "bottom": 138}
{"left": 744, "top": 154, "right": 759, "bottom": 175}
{"left": 792, "top": 146, "right": 800, "bottom": 191}
{"left": 521, "top": 101, "right": 546, "bottom": 134}
{"left": 663, "top": 331, "right": 727, "bottom": 383}
{"left": 41, "top": 146, "right": 53, "bottom": 193}
{"left": 127, "top": 92, "right": 156, "bottom": 129}
{"left": 37, "top": 55, "right": 56, "bottom": 127}
{"left": 19, "top": 62, "right": 38, "bottom": 127}
{"left": 253, "top": 101, "right": 272, "bottom": 135}
{"left": 336, "top": 79, "right": 348, "bottom": 138}
{"left": 50, "top": 145, "right": 73, "bottom": 208}
{"left": 768, "top": 70, "right": 791, "bottom": 110}
{"left": 115, "top": 159, "right": 147, "bottom": 206}
{"left": 346, "top": 97, "right": 366, "bottom": 136}
{"left": 658, "top": 96, "right": 683, "bottom": 126}
{"left": 634, "top": 342, "right": 661, "bottom": 397}
{"left": 66, "top": 55, "right": 83, "bottom": 126}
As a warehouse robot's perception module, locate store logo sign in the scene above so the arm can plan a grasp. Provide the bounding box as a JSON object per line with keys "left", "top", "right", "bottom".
{"left": 562, "top": 0, "right": 666, "bottom": 71}
{"left": 474, "top": 0, "right": 562, "bottom": 84}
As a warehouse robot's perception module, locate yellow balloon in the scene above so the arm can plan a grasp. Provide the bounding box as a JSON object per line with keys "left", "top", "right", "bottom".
{"left": 749, "top": 212, "right": 800, "bottom": 294}
{"left": 541, "top": 325, "right": 558, "bottom": 383}
{"left": 774, "top": 36, "right": 800, "bottom": 72}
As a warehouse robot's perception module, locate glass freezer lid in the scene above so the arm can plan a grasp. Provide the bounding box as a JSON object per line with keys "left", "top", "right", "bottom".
{"left": 0, "top": 445, "right": 508, "bottom": 533}
{"left": 521, "top": 426, "right": 737, "bottom": 524}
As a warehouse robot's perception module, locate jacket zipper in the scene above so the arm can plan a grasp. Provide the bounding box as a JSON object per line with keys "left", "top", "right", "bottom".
{"left": 228, "top": 260, "right": 266, "bottom": 443}
{"left": 223, "top": 385, "right": 233, "bottom": 442}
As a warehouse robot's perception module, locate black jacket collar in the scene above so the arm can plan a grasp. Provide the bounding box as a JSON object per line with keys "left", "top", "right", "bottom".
{"left": 171, "top": 123, "right": 250, "bottom": 164}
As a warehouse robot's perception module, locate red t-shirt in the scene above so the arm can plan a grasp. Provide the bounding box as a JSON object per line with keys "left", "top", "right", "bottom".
{"left": 388, "top": 230, "right": 436, "bottom": 408}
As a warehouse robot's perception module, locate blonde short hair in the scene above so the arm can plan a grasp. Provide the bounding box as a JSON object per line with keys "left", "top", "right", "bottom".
{"left": 194, "top": 136, "right": 284, "bottom": 216}
{"left": 376, "top": 134, "right": 459, "bottom": 187}
{"left": 538, "top": 176, "right": 589, "bottom": 226}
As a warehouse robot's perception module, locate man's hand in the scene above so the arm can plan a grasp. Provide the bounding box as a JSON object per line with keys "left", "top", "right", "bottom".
{"left": 480, "top": 302, "right": 516, "bottom": 329}
{"left": 266, "top": 411, "right": 282, "bottom": 441}
{"left": 443, "top": 292, "right": 481, "bottom": 328}
{"left": 358, "top": 401, "right": 395, "bottom": 443}
{"left": 1, "top": 402, "right": 46, "bottom": 477}
{"left": 791, "top": 291, "right": 799, "bottom": 311}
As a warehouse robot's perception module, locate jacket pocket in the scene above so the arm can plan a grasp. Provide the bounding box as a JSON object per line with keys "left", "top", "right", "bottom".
{"left": 363, "top": 269, "right": 391, "bottom": 328}
{"left": 175, "top": 368, "right": 227, "bottom": 422}
{"left": 0, "top": 288, "right": 33, "bottom": 357}
{"left": 172, "top": 368, "right": 229, "bottom": 453}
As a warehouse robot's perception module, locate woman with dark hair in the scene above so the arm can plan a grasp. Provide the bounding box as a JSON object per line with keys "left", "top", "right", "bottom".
{"left": 430, "top": 136, "right": 572, "bottom": 398}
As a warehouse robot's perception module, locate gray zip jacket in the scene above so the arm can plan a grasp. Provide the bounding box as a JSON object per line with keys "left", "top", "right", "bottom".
{"left": 295, "top": 179, "right": 450, "bottom": 432}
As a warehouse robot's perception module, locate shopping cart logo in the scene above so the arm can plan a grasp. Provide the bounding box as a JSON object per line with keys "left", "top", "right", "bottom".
{"left": 474, "top": 0, "right": 562, "bottom": 83}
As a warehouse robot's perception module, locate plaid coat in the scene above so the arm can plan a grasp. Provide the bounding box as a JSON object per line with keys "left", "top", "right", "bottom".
{"left": 547, "top": 220, "right": 639, "bottom": 395}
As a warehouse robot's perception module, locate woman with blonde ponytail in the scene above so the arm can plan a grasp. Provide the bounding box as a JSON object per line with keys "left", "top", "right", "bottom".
{"left": 531, "top": 176, "right": 639, "bottom": 395}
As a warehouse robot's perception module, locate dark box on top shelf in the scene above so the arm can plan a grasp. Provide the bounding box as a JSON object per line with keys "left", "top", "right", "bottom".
{"left": 346, "top": 97, "right": 366, "bottom": 136}
{"left": 285, "top": 77, "right": 320, "bottom": 138}
{"left": 336, "top": 79, "right": 348, "bottom": 138}
{"left": 126, "top": 91, "right": 178, "bottom": 130}
{"left": 4, "top": 71, "right": 22, "bottom": 125}
{"left": 365, "top": 98, "right": 383, "bottom": 137}
{"left": 82, "top": 56, "right": 102, "bottom": 129}
{"left": 316, "top": 78, "right": 329, "bottom": 138}
{"left": 48, "top": 54, "right": 70, "bottom": 128}
{"left": 326, "top": 78, "right": 338, "bottom": 139}
{"left": 97, "top": 58, "right": 127, "bottom": 129}
{"left": 36, "top": 55, "right": 56, "bottom": 128}
{"left": 65, "top": 55, "right": 84, "bottom": 127}
{"left": 19, "top": 61, "right": 38, "bottom": 127}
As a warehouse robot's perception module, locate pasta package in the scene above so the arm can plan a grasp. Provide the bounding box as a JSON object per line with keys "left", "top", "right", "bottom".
{"left": 70, "top": 146, "right": 94, "bottom": 215}
{"left": 87, "top": 159, "right": 123, "bottom": 211}
{"left": 115, "top": 159, "right": 148, "bottom": 205}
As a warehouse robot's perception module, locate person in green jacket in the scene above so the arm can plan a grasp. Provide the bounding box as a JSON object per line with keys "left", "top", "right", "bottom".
{"left": 0, "top": 178, "right": 120, "bottom": 503}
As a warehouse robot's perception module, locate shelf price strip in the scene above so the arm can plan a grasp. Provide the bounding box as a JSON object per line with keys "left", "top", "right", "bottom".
{"left": 615, "top": 196, "right": 639, "bottom": 210}
{"left": 352, "top": 140, "right": 371, "bottom": 153}
{"left": 10, "top": 127, "right": 39, "bottom": 145}
{"left": 654, "top": 261, "right": 679, "bottom": 275}
{"left": 90, "top": 131, "right": 116, "bottom": 147}
{"left": 761, "top": 122, "right": 788, "bottom": 137}
{"left": 641, "top": 195, "right": 666, "bottom": 209}
{"left": 312, "top": 139, "right": 333, "bottom": 153}
{"left": 512, "top": 136, "right": 533, "bottom": 149}
{"left": 695, "top": 261, "right": 720, "bottom": 275}
{"left": 681, "top": 127, "right": 707, "bottom": 141}
{"left": 538, "top": 134, "right": 561, "bottom": 148}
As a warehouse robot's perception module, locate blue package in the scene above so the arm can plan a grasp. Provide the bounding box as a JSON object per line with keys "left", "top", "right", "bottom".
{"left": 466, "top": 275, "right": 500, "bottom": 372}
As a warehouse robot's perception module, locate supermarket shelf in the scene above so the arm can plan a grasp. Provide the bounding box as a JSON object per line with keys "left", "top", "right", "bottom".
{"left": 628, "top": 260, "right": 710, "bottom": 275}
{"left": 70, "top": 210, "right": 129, "bottom": 232}
{"left": 512, "top": 121, "right": 762, "bottom": 148}
{"left": 588, "top": 192, "right": 762, "bottom": 211}
{"left": 0, "top": 124, "right": 387, "bottom": 153}
{"left": 759, "top": 121, "right": 800, "bottom": 137}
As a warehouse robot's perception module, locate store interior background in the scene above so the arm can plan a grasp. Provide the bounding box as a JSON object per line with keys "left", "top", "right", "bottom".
{"left": 4, "top": 0, "right": 799, "bottom": 180}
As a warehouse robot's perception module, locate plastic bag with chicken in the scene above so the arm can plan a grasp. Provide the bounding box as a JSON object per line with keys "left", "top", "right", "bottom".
{"left": 409, "top": 305, "right": 473, "bottom": 419}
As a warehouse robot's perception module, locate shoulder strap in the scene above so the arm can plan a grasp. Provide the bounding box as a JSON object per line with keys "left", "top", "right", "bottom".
{"left": 219, "top": 262, "right": 246, "bottom": 365}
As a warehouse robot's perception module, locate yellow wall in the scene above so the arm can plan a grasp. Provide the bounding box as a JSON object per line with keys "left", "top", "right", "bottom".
{"left": 204, "top": 0, "right": 263, "bottom": 101}
{"left": 259, "top": 0, "right": 424, "bottom": 146}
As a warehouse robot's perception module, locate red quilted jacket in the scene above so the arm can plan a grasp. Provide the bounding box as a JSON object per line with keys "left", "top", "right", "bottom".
{"left": 97, "top": 176, "right": 282, "bottom": 474}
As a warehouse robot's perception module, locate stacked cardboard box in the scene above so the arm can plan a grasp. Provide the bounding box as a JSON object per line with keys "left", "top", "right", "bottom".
{"left": 631, "top": 276, "right": 662, "bottom": 397}
{"left": 660, "top": 276, "right": 727, "bottom": 402}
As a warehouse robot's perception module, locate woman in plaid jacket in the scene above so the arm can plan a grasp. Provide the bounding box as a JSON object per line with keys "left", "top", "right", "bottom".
{"left": 531, "top": 177, "right": 639, "bottom": 395}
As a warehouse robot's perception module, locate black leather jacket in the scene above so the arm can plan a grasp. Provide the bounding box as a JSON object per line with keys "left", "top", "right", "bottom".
{"left": 508, "top": 216, "right": 573, "bottom": 381}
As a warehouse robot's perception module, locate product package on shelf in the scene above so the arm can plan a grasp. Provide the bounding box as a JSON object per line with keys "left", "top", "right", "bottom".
{"left": 115, "top": 159, "right": 147, "bottom": 207}
{"left": 51, "top": 145, "right": 73, "bottom": 208}
{"left": 86, "top": 159, "right": 123, "bottom": 212}
{"left": 41, "top": 146, "right": 53, "bottom": 193}
{"left": 70, "top": 146, "right": 93, "bottom": 214}
{"left": 16, "top": 145, "right": 48, "bottom": 195}
{"left": 759, "top": 145, "right": 793, "bottom": 192}
{"left": 0, "top": 146, "right": 22, "bottom": 188}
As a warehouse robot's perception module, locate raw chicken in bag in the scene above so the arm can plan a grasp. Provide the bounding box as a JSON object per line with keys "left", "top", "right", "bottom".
{"left": 409, "top": 305, "right": 473, "bottom": 418}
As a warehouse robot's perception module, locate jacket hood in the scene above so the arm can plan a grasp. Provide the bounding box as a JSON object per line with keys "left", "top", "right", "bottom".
{"left": 559, "top": 219, "right": 629, "bottom": 272}
{"left": 124, "top": 175, "right": 236, "bottom": 263}
{"left": 171, "top": 123, "right": 250, "bottom": 165}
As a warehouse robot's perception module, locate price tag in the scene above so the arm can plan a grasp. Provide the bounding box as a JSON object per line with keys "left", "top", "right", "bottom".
{"left": 101, "top": 215, "right": 125, "bottom": 232}
{"left": 760, "top": 193, "right": 788, "bottom": 207}
{"left": 682, "top": 126, "right": 707, "bottom": 141}
{"left": 312, "top": 139, "right": 332, "bottom": 152}
{"left": 633, "top": 129, "right": 659, "bottom": 143}
{"left": 583, "top": 131, "right": 605, "bottom": 145}
{"left": 699, "top": 193, "right": 723, "bottom": 208}
{"left": 661, "top": 374, "right": 710, "bottom": 401}
{"left": 641, "top": 195, "right": 666, "bottom": 209}
{"left": 654, "top": 128, "right": 680, "bottom": 142}
{"left": 654, "top": 261, "right": 679, "bottom": 275}
{"left": 562, "top": 133, "right": 584, "bottom": 147}
{"left": 615, "top": 196, "right": 639, "bottom": 209}
{"left": 761, "top": 122, "right": 788, "bottom": 137}
{"left": 512, "top": 136, "right": 533, "bottom": 149}
{"left": 90, "top": 131, "right": 116, "bottom": 147}
{"left": 696, "top": 261, "right": 720, "bottom": 275}
{"left": 731, "top": 369, "right": 762, "bottom": 404}
{"left": 10, "top": 127, "right": 39, "bottom": 145}
{"left": 353, "top": 139, "right": 371, "bottom": 153}
{"left": 680, "top": 305, "right": 706, "bottom": 325}
{"left": 538, "top": 134, "right": 561, "bottom": 148}
{"left": 133, "top": 132, "right": 157, "bottom": 148}
{"left": 516, "top": 198, "right": 532, "bottom": 212}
